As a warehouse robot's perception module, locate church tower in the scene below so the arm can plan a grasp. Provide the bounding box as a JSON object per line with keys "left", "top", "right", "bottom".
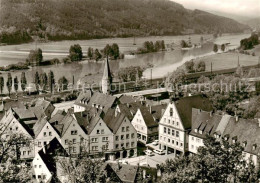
{"left": 102, "top": 57, "right": 112, "bottom": 94}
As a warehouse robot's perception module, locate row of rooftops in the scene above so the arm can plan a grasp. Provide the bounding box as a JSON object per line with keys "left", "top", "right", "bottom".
{"left": 191, "top": 108, "right": 260, "bottom": 155}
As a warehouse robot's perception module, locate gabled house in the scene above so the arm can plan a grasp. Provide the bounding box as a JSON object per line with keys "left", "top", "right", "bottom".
{"left": 58, "top": 113, "right": 88, "bottom": 155}
{"left": 103, "top": 109, "right": 137, "bottom": 159}
{"left": 32, "top": 137, "right": 68, "bottom": 183}
{"left": 33, "top": 117, "right": 61, "bottom": 153}
{"left": 30, "top": 98, "right": 55, "bottom": 120}
{"left": 158, "top": 95, "right": 213, "bottom": 156}
{"left": 131, "top": 104, "right": 166, "bottom": 144}
{"left": 0, "top": 108, "right": 35, "bottom": 160}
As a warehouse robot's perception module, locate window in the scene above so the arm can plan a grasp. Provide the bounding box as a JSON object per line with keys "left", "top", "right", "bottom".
{"left": 92, "top": 146, "right": 98, "bottom": 151}
{"left": 71, "top": 130, "right": 77, "bottom": 135}
{"left": 172, "top": 140, "right": 174, "bottom": 144}
{"left": 73, "top": 147, "right": 76, "bottom": 153}
{"left": 23, "top": 151, "right": 26, "bottom": 155}
{"left": 38, "top": 142, "right": 41, "bottom": 147}
{"left": 92, "top": 138, "right": 98, "bottom": 143}
{"left": 65, "top": 140, "right": 68, "bottom": 145}
{"left": 10, "top": 127, "right": 12, "bottom": 131}
{"left": 170, "top": 108, "right": 173, "bottom": 116}
{"left": 101, "top": 129, "right": 104, "bottom": 134}
{"left": 191, "top": 137, "right": 194, "bottom": 141}
{"left": 34, "top": 165, "right": 37, "bottom": 168}
{"left": 176, "top": 131, "right": 179, "bottom": 138}
{"left": 43, "top": 175, "right": 46, "bottom": 180}
{"left": 126, "top": 142, "right": 129, "bottom": 147}
{"left": 38, "top": 175, "right": 41, "bottom": 179}
{"left": 39, "top": 165, "right": 42, "bottom": 168}
{"left": 121, "top": 135, "right": 124, "bottom": 140}
{"left": 180, "top": 143, "right": 183, "bottom": 147}
{"left": 116, "top": 144, "right": 119, "bottom": 149}
{"left": 122, "top": 127, "right": 125, "bottom": 132}
{"left": 28, "top": 151, "right": 31, "bottom": 155}
{"left": 131, "top": 133, "right": 135, "bottom": 138}
{"left": 172, "top": 121, "right": 174, "bottom": 125}
{"left": 191, "top": 145, "right": 194, "bottom": 149}
{"left": 176, "top": 122, "right": 179, "bottom": 126}
{"left": 164, "top": 118, "right": 166, "bottom": 122}
{"left": 196, "top": 138, "right": 200, "bottom": 143}
{"left": 97, "top": 130, "right": 100, "bottom": 134}
{"left": 168, "top": 139, "right": 170, "bottom": 143}
{"left": 73, "top": 139, "right": 76, "bottom": 144}
{"left": 121, "top": 143, "right": 124, "bottom": 147}
{"left": 44, "top": 141, "right": 47, "bottom": 145}
{"left": 102, "top": 137, "right": 108, "bottom": 142}
{"left": 168, "top": 119, "right": 170, "bottom": 124}
{"left": 131, "top": 142, "right": 135, "bottom": 147}
{"left": 168, "top": 128, "right": 170, "bottom": 135}
{"left": 176, "top": 141, "right": 179, "bottom": 146}
{"left": 172, "top": 129, "right": 175, "bottom": 136}
{"left": 43, "top": 132, "right": 47, "bottom": 137}
{"left": 164, "top": 127, "right": 166, "bottom": 133}
{"left": 16, "top": 127, "right": 18, "bottom": 131}
{"left": 126, "top": 134, "right": 129, "bottom": 139}
{"left": 49, "top": 132, "right": 52, "bottom": 136}
{"left": 116, "top": 136, "right": 119, "bottom": 141}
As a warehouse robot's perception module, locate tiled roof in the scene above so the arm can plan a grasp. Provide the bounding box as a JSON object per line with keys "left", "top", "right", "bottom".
{"left": 74, "top": 90, "right": 92, "bottom": 105}
{"left": 118, "top": 95, "right": 138, "bottom": 104}
{"left": 103, "top": 109, "right": 127, "bottom": 134}
{"left": 190, "top": 109, "right": 222, "bottom": 138}
{"left": 117, "top": 103, "right": 142, "bottom": 121}
{"left": 106, "top": 163, "right": 138, "bottom": 183}
{"left": 174, "top": 95, "right": 213, "bottom": 129}
{"left": 34, "top": 98, "right": 51, "bottom": 110}
{"left": 33, "top": 117, "right": 48, "bottom": 137}
{"left": 223, "top": 117, "right": 260, "bottom": 155}
{"left": 49, "top": 110, "right": 67, "bottom": 124}
{"left": 13, "top": 108, "right": 36, "bottom": 120}
{"left": 59, "top": 114, "right": 76, "bottom": 137}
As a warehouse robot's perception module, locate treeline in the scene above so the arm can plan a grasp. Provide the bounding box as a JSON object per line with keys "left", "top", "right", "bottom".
{"left": 240, "top": 33, "right": 259, "bottom": 50}
{"left": 0, "top": 29, "right": 32, "bottom": 45}
{"left": 118, "top": 66, "right": 144, "bottom": 82}
{"left": 137, "top": 40, "right": 165, "bottom": 54}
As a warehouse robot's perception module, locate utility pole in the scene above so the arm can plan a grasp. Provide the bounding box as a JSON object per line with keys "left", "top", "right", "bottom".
{"left": 150, "top": 68, "right": 152, "bottom": 86}
{"left": 211, "top": 62, "right": 213, "bottom": 75}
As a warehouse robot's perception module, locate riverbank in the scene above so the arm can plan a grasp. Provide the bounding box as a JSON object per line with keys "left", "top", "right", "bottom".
{"left": 181, "top": 52, "right": 259, "bottom": 73}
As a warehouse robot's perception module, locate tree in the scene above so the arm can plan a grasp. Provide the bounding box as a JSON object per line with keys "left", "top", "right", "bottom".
{"left": 69, "top": 44, "right": 83, "bottom": 61}
{"left": 58, "top": 76, "right": 69, "bottom": 91}
{"left": 26, "top": 48, "right": 43, "bottom": 66}
{"left": 6, "top": 73, "right": 12, "bottom": 96}
{"left": 161, "top": 40, "right": 165, "bottom": 51}
{"left": 196, "top": 61, "right": 206, "bottom": 72}
{"left": 103, "top": 44, "right": 112, "bottom": 57}
{"left": 14, "top": 76, "right": 19, "bottom": 93}
{"left": 0, "top": 76, "right": 4, "bottom": 94}
{"left": 118, "top": 66, "right": 144, "bottom": 82}
{"left": 20, "top": 72, "right": 27, "bottom": 92}
{"left": 185, "top": 61, "right": 195, "bottom": 73}
{"left": 40, "top": 72, "right": 48, "bottom": 91}
{"left": 221, "top": 44, "right": 226, "bottom": 52}
{"left": 34, "top": 71, "right": 40, "bottom": 91}
{"left": 181, "top": 40, "right": 189, "bottom": 48}
{"left": 160, "top": 136, "right": 259, "bottom": 183}
{"left": 200, "top": 36, "right": 204, "bottom": 44}
{"left": 111, "top": 43, "right": 120, "bottom": 59}
{"left": 168, "top": 68, "right": 186, "bottom": 85}
{"left": 87, "top": 47, "right": 93, "bottom": 59}
{"left": 0, "top": 124, "right": 32, "bottom": 183}
{"left": 48, "top": 70, "right": 55, "bottom": 93}
{"left": 154, "top": 41, "right": 161, "bottom": 52}
{"left": 57, "top": 152, "right": 105, "bottom": 183}
{"left": 94, "top": 49, "right": 102, "bottom": 61}
{"left": 213, "top": 44, "right": 218, "bottom": 52}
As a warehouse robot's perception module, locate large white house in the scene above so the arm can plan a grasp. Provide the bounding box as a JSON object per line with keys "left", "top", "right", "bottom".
{"left": 158, "top": 95, "right": 212, "bottom": 156}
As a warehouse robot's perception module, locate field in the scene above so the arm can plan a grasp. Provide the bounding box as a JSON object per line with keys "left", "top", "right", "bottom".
{"left": 184, "top": 52, "right": 259, "bottom": 72}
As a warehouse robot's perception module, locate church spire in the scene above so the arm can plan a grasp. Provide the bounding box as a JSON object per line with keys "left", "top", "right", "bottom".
{"left": 102, "top": 57, "right": 112, "bottom": 94}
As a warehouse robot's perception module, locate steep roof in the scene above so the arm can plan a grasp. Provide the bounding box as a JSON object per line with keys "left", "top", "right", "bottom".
{"left": 117, "top": 102, "right": 142, "bottom": 121}
{"left": 13, "top": 108, "right": 36, "bottom": 120}
{"left": 103, "top": 109, "right": 127, "bottom": 134}
{"left": 34, "top": 98, "right": 52, "bottom": 110}
{"left": 33, "top": 117, "right": 48, "bottom": 137}
{"left": 106, "top": 163, "right": 138, "bottom": 183}
{"left": 49, "top": 110, "right": 67, "bottom": 124}
{"left": 223, "top": 117, "right": 260, "bottom": 155}
{"left": 74, "top": 90, "right": 92, "bottom": 105}
{"left": 118, "top": 95, "right": 138, "bottom": 104}
{"left": 38, "top": 138, "right": 68, "bottom": 176}
{"left": 102, "top": 58, "right": 112, "bottom": 81}
{"left": 190, "top": 109, "right": 223, "bottom": 138}
{"left": 174, "top": 95, "right": 213, "bottom": 129}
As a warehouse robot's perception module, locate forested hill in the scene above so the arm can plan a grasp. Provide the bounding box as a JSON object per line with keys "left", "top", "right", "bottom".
{"left": 0, "top": 0, "right": 249, "bottom": 44}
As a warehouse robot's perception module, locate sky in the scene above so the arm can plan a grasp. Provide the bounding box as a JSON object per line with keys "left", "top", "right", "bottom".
{"left": 172, "top": 0, "right": 260, "bottom": 18}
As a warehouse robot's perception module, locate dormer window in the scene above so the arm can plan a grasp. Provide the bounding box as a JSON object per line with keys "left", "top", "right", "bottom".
{"left": 243, "top": 141, "right": 247, "bottom": 147}
{"left": 199, "top": 130, "right": 203, "bottom": 134}
{"left": 232, "top": 136, "right": 237, "bottom": 143}
{"left": 253, "top": 144, "right": 257, "bottom": 151}
{"left": 224, "top": 134, "right": 229, "bottom": 141}
{"left": 194, "top": 129, "right": 198, "bottom": 133}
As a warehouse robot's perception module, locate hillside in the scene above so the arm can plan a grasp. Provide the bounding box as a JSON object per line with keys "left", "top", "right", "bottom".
{"left": 0, "top": 0, "right": 249, "bottom": 44}
{"left": 243, "top": 17, "right": 260, "bottom": 30}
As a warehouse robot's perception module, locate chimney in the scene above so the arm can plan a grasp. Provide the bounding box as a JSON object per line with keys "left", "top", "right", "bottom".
{"left": 235, "top": 115, "right": 238, "bottom": 122}
{"left": 149, "top": 105, "right": 152, "bottom": 114}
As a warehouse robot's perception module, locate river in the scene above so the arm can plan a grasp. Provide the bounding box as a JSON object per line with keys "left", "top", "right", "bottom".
{"left": 0, "top": 33, "right": 250, "bottom": 94}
